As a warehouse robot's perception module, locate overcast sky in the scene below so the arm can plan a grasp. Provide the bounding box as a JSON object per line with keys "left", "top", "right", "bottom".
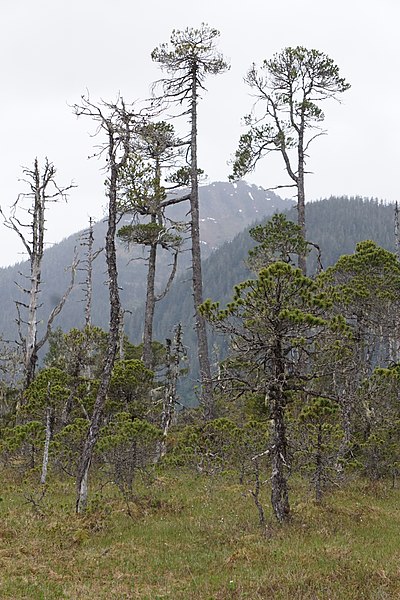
{"left": 0, "top": 0, "right": 398, "bottom": 267}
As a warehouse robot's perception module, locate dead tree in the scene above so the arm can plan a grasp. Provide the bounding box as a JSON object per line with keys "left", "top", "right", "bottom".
{"left": 40, "top": 388, "right": 55, "bottom": 485}
{"left": 159, "top": 323, "right": 187, "bottom": 457}
{"left": 80, "top": 217, "right": 103, "bottom": 329}
{"left": 59, "top": 218, "right": 104, "bottom": 426}
{"left": 73, "top": 96, "right": 139, "bottom": 513}
{"left": 0, "top": 158, "right": 76, "bottom": 388}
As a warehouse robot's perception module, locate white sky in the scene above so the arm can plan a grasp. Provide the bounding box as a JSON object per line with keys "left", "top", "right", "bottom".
{"left": 0, "top": 0, "right": 398, "bottom": 267}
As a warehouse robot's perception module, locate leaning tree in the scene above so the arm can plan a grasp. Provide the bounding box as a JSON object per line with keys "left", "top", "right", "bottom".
{"left": 231, "top": 46, "right": 350, "bottom": 273}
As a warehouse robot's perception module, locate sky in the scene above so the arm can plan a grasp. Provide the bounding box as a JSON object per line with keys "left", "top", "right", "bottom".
{"left": 0, "top": 0, "right": 398, "bottom": 267}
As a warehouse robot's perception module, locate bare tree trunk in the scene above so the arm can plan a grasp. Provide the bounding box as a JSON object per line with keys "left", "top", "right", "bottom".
{"left": 315, "top": 424, "right": 323, "bottom": 503}
{"left": 250, "top": 458, "right": 266, "bottom": 528}
{"left": 159, "top": 324, "right": 184, "bottom": 457}
{"left": 297, "top": 125, "right": 307, "bottom": 275}
{"left": 76, "top": 200, "right": 120, "bottom": 511}
{"left": 25, "top": 257, "right": 42, "bottom": 383}
{"left": 25, "top": 161, "right": 45, "bottom": 387}
{"left": 41, "top": 404, "right": 54, "bottom": 485}
{"left": 76, "top": 121, "right": 123, "bottom": 514}
{"left": 118, "top": 307, "right": 126, "bottom": 361}
{"left": 81, "top": 217, "right": 103, "bottom": 329}
{"left": 189, "top": 69, "right": 213, "bottom": 418}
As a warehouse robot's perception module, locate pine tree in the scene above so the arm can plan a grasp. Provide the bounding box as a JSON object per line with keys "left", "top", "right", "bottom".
{"left": 231, "top": 47, "right": 350, "bottom": 273}
{"left": 152, "top": 25, "right": 229, "bottom": 417}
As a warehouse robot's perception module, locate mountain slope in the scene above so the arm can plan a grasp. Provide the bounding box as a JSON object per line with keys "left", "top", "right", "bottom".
{"left": 0, "top": 181, "right": 290, "bottom": 342}
{"left": 126, "top": 196, "right": 397, "bottom": 403}
{"left": 133, "top": 195, "right": 397, "bottom": 342}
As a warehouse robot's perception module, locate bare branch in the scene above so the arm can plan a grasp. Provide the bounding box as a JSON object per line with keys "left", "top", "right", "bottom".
{"left": 36, "top": 252, "right": 79, "bottom": 353}
{"left": 155, "top": 250, "right": 179, "bottom": 302}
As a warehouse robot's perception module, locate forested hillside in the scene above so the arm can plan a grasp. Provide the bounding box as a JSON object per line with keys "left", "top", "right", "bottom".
{"left": 0, "top": 192, "right": 394, "bottom": 398}
{"left": 0, "top": 192, "right": 393, "bottom": 372}
{"left": 0, "top": 181, "right": 289, "bottom": 343}
{"left": 123, "top": 195, "right": 397, "bottom": 403}
{"left": 137, "top": 195, "right": 398, "bottom": 346}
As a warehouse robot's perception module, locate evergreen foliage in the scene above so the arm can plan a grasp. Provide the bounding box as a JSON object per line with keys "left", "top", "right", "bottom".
{"left": 1, "top": 26, "right": 400, "bottom": 533}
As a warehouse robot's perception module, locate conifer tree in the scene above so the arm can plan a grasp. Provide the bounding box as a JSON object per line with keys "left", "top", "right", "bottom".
{"left": 201, "top": 262, "right": 338, "bottom": 522}
{"left": 152, "top": 25, "right": 229, "bottom": 417}
{"left": 231, "top": 47, "right": 350, "bottom": 273}
{"left": 117, "top": 121, "right": 188, "bottom": 369}
{"left": 317, "top": 241, "right": 400, "bottom": 453}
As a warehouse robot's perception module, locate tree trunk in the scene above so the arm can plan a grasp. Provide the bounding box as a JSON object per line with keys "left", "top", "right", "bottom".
{"left": 40, "top": 403, "right": 54, "bottom": 485}
{"left": 25, "top": 161, "right": 45, "bottom": 387}
{"left": 270, "top": 402, "right": 290, "bottom": 523}
{"left": 25, "top": 258, "right": 40, "bottom": 388}
{"left": 297, "top": 124, "right": 307, "bottom": 275}
{"left": 250, "top": 458, "right": 266, "bottom": 528}
{"left": 142, "top": 237, "right": 157, "bottom": 369}
{"left": 315, "top": 424, "right": 323, "bottom": 503}
{"left": 83, "top": 217, "right": 95, "bottom": 329}
{"left": 76, "top": 139, "right": 121, "bottom": 514}
{"left": 189, "top": 68, "right": 213, "bottom": 418}
{"left": 270, "top": 340, "right": 290, "bottom": 523}
{"left": 159, "top": 326, "right": 182, "bottom": 458}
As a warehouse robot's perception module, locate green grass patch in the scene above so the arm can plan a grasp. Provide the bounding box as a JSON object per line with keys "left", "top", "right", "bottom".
{"left": 0, "top": 471, "right": 399, "bottom": 598}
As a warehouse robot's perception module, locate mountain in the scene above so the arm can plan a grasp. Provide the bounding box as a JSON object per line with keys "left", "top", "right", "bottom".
{"left": 0, "top": 189, "right": 396, "bottom": 406}
{"left": 127, "top": 195, "right": 397, "bottom": 403}
{"left": 164, "top": 180, "right": 289, "bottom": 251}
{"left": 135, "top": 195, "right": 397, "bottom": 343}
{"left": 0, "top": 181, "right": 290, "bottom": 343}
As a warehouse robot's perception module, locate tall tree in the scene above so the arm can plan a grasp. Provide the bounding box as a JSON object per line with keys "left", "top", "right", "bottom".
{"left": 231, "top": 46, "right": 350, "bottom": 273}
{"left": 73, "top": 97, "right": 138, "bottom": 513}
{"left": 0, "top": 159, "right": 76, "bottom": 388}
{"left": 395, "top": 202, "right": 400, "bottom": 261}
{"left": 152, "top": 25, "right": 229, "bottom": 417}
{"left": 117, "top": 121, "right": 188, "bottom": 369}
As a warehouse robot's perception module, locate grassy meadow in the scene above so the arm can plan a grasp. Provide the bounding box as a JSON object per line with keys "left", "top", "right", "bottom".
{"left": 0, "top": 470, "right": 400, "bottom": 599}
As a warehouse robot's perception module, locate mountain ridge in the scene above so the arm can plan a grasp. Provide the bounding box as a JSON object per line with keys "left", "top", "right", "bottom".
{"left": 0, "top": 181, "right": 291, "bottom": 343}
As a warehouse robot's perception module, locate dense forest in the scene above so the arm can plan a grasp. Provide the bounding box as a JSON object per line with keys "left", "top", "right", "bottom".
{"left": 1, "top": 24, "right": 400, "bottom": 599}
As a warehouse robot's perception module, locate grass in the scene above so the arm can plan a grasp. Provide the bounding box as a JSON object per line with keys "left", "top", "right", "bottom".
{"left": 1, "top": 470, "right": 400, "bottom": 599}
